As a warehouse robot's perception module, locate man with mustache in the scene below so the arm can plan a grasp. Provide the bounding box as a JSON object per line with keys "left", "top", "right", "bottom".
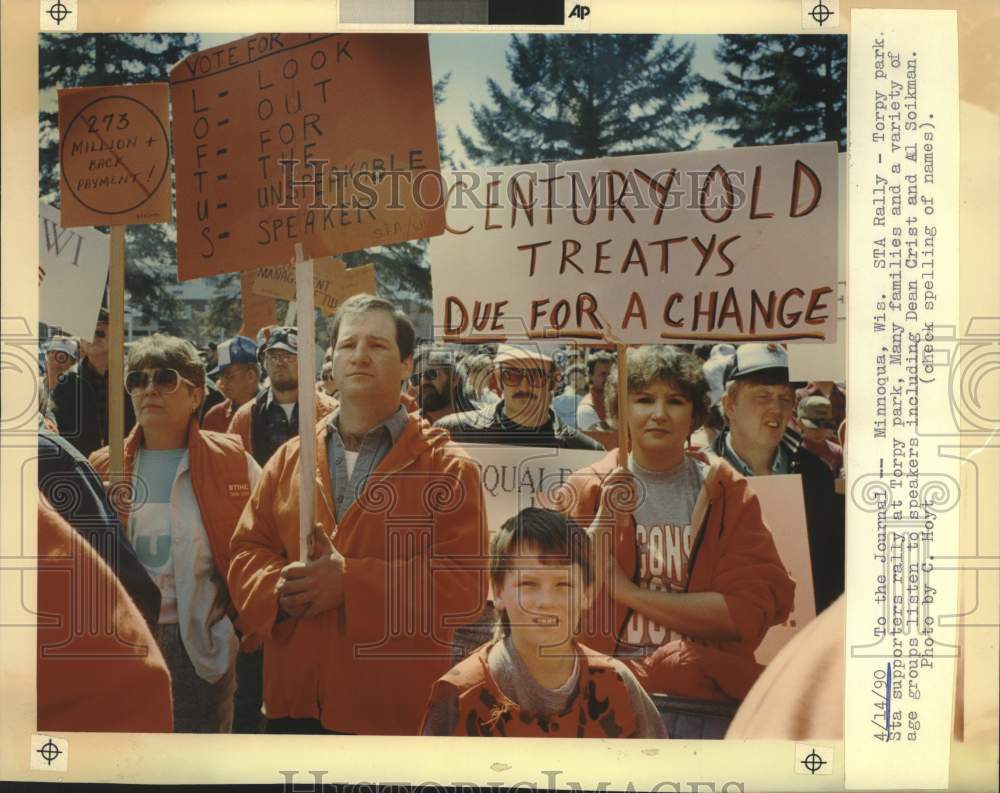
{"left": 435, "top": 345, "right": 604, "bottom": 450}
{"left": 712, "top": 343, "right": 842, "bottom": 615}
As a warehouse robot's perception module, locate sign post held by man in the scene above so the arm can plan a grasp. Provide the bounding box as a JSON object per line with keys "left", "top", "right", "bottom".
{"left": 170, "top": 33, "right": 446, "bottom": 555}
{"left": 57, "top": 82, "right": 172, "bottom": 482}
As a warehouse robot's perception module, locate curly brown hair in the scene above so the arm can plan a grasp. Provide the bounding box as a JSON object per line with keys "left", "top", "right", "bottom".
{"left": 604, "top": 345, "right": 710, "bottom": 429}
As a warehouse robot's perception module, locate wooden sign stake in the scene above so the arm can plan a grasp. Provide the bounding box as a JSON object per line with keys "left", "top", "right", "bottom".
{"left": 108, "top": 225, "right": 126, "bottom": 486}
{"left": 294, "top": 243, "right": 317, "bottom": 562}
{"left": 615, "top": 344, "right": 629, "bottom": 468}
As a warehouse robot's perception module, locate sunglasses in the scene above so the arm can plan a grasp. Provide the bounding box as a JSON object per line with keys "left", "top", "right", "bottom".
{"left": 409, "top": 367, "right": 448, "bottom": 386}
{"left": 93, "top": 329, "right": 107, "bottom": 339}
{"left": 125, "top": 368, "right": 196, "bottom": 396}
{"left": 499, "top": 367, "right": 550, "bottom": 388}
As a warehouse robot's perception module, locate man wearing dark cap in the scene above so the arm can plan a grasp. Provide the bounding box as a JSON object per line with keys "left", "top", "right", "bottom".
{"left": 795, "top": 380, "right": 846, "bottom": 429}
{"left": 410, "top": 343, "right": 457, "bottom": 424}
{"left": 50, "top": 308, "right": 135, "bottom": 458}
{"left": 712, "top": 343, "right": 843, "bottom": 614}
{"left": 227, "top": 326, "right": 338, "bottom": 467}
{"left": 203, "top": 336, "right": 261, "bottom": 433}
{"left": 435, "top": 344, "right": 604, "bottom": 450}
{"left": 797, "top": 395, "right": 844, "bottom": 477}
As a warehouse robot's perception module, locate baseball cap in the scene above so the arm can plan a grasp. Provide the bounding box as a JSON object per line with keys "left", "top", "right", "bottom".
{"left": 46, "top": 336, "right": 79, "bottom": 360}
{"left": 493, "top": 344, "right": 552, "bottom": 368}
{"left": 415, "top": 344, "right": 454, "bottom": 369}
{"left": 258, "top": 326, "right": 298, "bottom": 358}
{"left": 797, "top": 395, "right": 837, "bottom": 430}
{"left": 723, "top": 342, "right": 789, "bottom": 386}
{"left": 210, "top": 335, "right": 258, "bottom": 376}
{"left": 702, "top": 343, "right": 736, "bottom": 406}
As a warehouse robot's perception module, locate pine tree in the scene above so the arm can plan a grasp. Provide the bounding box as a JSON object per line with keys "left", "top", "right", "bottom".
{"left": 696, "top": 35, "right": 847, "bottom": 150}
{"left": 459, "top": 34, "right": 700, "bottom": 166}
{"left": 39, "top": 34, "right": 202, "bottom": 334}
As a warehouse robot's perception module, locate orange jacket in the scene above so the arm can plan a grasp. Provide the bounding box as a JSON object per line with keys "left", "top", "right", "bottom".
{"left": 202, "top": 397, "right": 237, "bottom": 433}
{"left": 89, "top": 417, "right": 253, "bottom": 597}
{"left": 552, "top": 450, "right": 795, "bottom": 701}
{"left": 228, "top": 413, "right": 489, "bottom": 734}
{"left": 37, "top": 496, "right": 173, "bottom": 732}
{"left": 227, "top": 389, "right": 338, "bottom": 460}
{"left": 422, "top": 640, "right": 640, "bottom": 738}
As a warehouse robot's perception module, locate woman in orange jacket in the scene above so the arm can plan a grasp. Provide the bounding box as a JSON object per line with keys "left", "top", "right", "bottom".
{"left": 552, "top": 345, "right": 795, "bottom": 703}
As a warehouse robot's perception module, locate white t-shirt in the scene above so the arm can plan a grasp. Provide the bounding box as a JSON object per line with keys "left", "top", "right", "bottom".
{"left": 278, "top": 401, "right": 295, "bottom": 421}
{"left": 343, "top": 450, "right": 359, "bottom": 480}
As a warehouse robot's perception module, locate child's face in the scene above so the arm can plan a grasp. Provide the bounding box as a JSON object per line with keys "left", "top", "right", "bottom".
{"left": 494, "top": 550, "right": 591, "bottom": 651}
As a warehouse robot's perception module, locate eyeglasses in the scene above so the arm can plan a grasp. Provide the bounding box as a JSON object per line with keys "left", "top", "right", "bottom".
{"left": 499, "top": 367, "right": 550, "bottom": 388}
{"left": 125, "top": 368, "right": 196, "bottom": 396}
{"left": 265, "top": 350, "right": 295, "bottom": 363}
{"left": 409, "top": 367, "right": 448, "bottom": 386}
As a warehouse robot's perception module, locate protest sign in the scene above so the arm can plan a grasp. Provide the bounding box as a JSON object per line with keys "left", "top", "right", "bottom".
{"left": 38, "top": 202, "right": 109, "bottom": 338}
{"left": 169, "top": 33, "right": 446, "bottom": 281}
{"left": 57, "top": 83, "right": 171, "bottom": 227}
{"left": 787, "top": 152, "right": 847, "bottom": 381}
{"left": 251, "top": 256, "right": 377, "bottom": 315}
{"left": 463, "top": 445, "right": 605, "bottom": 532}
{"left": 431, "top": 142, "right": 838, "bottom": 345}
{"left": 459, "top": 445, "right": 816, "bottom": 661}
{"left": 238, "top": 270, "right": 278, "bottom": 339}
{"left": 746, "top": 474, "right": 817, "bottom": 664}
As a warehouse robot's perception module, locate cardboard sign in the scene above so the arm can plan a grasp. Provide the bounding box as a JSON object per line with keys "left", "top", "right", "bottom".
{"left": 57, "top": 83, "right": 171, "bottom": 227}
{"left": 238, "top": 270, "right": 278, "bottom": 339}
{"left": 787, "top": 152, "right": 847, "bottom": 381}
{"left": 431, "top": 142, "right": 838, "bottom": 345}
{"left": 745, "top": 474, "right": 817, "bottom": 663}
{"left": 457, "top": 445, "right": 816, "bottom": 661}
{"left": 251, "top": 256, "right": 377, "bottom": 314}
{"left": 38, "top": 202, "right": 110, "bottom": 338}
{"left": 169, "top": 33, "right": 445, "bottom": 280}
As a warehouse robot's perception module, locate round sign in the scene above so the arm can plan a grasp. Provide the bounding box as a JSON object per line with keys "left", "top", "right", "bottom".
{"left": 60, "top": 94, "right": 170, "bottom": 217}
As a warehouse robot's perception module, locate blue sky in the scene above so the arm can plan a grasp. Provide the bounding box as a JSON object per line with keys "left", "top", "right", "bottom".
{"left": 199, "top": 32, "right": 730, "bottom": 163}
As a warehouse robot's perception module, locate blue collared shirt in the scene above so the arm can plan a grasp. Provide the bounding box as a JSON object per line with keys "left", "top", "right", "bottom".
{"left": 722, "top": 431, "right": 790, "bottom": 476}
{"left": 325, "top": 405, "right": 408, "bottom": 521}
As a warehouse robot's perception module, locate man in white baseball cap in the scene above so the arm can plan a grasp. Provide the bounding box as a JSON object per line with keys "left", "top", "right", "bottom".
{"left": 435, "top": 344, "right": 603, "bottom": 450}
{"left": 712, "top": 342, "right": 843, "bottom": 615}
{"left": 44, "top": 336, "right": 79, "bottom": 392}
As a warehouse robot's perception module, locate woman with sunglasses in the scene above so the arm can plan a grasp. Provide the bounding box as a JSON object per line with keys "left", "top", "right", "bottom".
{"left": 551, "top": 345, "right": 794, "bottom": 721}
{"left": 90, "top": 334, "right": 262, "bottom": 733}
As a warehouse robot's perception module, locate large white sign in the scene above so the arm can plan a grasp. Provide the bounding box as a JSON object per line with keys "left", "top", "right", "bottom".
{"left": 432, "top": 142, "right": 839, "bottom": 345}
{"left": 748, "top": 474, "right": 817, "bottom": 664}
{"left": 38, "top": 202, "right": 109, "bottom": 338}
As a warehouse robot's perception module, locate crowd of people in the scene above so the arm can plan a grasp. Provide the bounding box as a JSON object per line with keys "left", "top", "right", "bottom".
{"left": 36, "top": 293, "right": 847, "bottom": 739}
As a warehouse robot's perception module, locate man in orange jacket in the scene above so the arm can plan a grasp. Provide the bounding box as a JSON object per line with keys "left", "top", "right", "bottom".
{"left": 228, "top": 294, "right": 489, "bottom": 735}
